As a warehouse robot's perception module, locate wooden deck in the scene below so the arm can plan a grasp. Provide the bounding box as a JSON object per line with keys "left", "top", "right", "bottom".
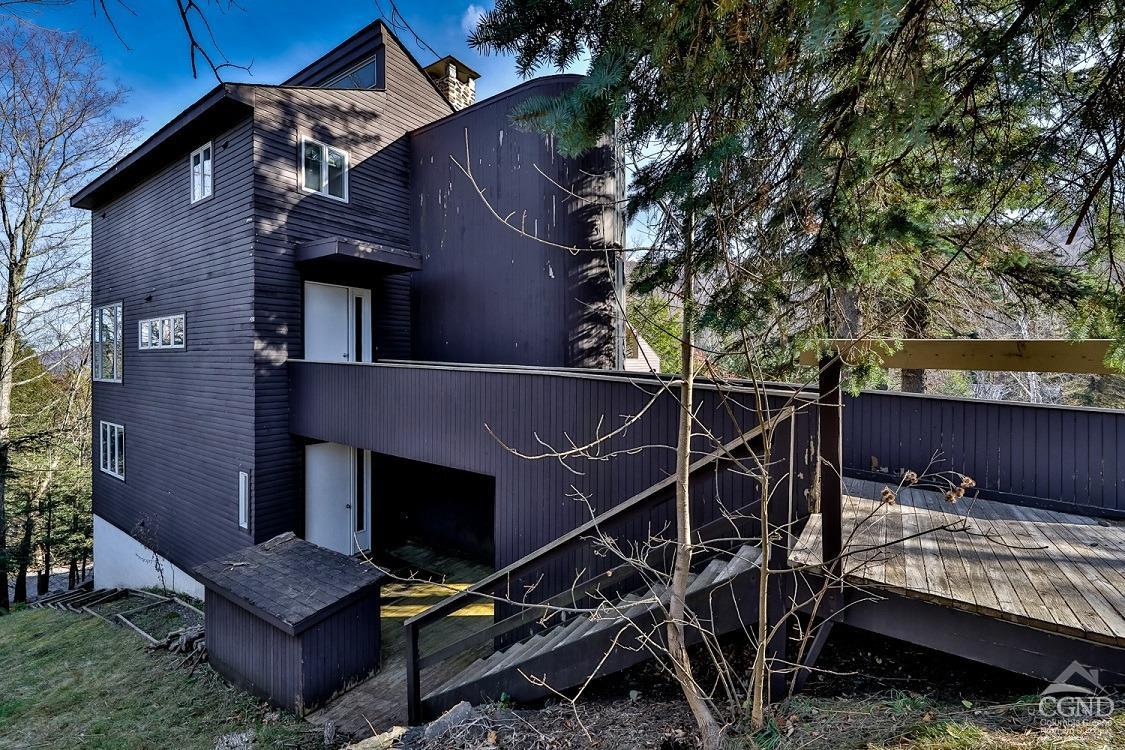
{"left": 791, "top": 479, "right": 1125, "bottom": 649}
{"left": 306, "top": 545, "right": 493, "bottom": 738}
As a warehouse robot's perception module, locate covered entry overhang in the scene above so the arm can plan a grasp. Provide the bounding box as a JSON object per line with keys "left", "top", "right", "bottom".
{"left": 297, "top": 237, "right": 422, "bottom": 279}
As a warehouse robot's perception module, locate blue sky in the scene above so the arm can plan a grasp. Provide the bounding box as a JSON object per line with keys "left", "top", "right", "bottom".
{"left": 12, "top": 0, "right": 568, "bottom": 139}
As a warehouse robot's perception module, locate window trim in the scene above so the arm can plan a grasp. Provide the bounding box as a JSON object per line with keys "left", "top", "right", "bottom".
{"left": 189, "top": 142, "right": 214, "bottom": 204}
{"left": 322, "top": 54, "right": 382, "bottom": 89}
{"left": 99, "top": 421, "right": 125, "bottom": 480}
{"left": 92, "top": 301, "right": 123, "bottom": 383}
{"left": 138, "top": 313, "right": 186, "bottom": 350}
{"left": 298, "top": 136, "right": 349, "bottom": 203}
{"left": 238, "top": 470, "right": 250, "bottom": 530}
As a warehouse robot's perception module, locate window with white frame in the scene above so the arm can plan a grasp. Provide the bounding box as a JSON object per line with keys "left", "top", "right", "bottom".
{"left": 238, "top": 471, "right": 250, "bottom": 530}
{"left": 92, "top": 302, "right": 123, "bottom": 381}
{"left": 139, "top": 314, "right": 185, "bottom": 350}
{"left": 190, "top": 142, "right": 213, "bottom": 203}
{"left": 99, "top": 421, "right": 125, "bottom": 480}
{"left": 300, "top": 138, "right": 348, "bottom": 201}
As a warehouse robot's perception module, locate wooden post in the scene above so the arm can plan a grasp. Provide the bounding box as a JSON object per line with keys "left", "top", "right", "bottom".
{"left": 405, "top": 621, "right": 421, "bottom": 725}
{"left": 818, "top": 354, "right": 843, "bottom": 572}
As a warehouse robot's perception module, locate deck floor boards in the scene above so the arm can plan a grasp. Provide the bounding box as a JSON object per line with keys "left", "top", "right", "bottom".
{"left": 306, "top": 544, "right": 493, "bottom": 738}
{"left": 790, "top": 478, "right": 1125, "bottom": 648}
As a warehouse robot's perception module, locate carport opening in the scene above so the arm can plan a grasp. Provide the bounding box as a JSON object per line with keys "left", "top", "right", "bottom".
{"left": 372, "top": 454, "right": 496, "bottom": 569}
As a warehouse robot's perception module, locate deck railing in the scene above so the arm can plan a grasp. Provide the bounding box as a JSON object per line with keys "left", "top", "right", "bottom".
{"left": 843, "top": 390, "right": 1125, "bottom": 519}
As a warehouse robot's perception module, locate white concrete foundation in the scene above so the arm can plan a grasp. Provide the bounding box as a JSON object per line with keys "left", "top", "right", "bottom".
{"left": 93, "top": 515, "right": 205, "bottom": 599}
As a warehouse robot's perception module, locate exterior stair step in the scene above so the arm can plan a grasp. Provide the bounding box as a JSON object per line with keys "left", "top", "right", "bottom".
{"left": 716, "top": 545, "right": 762, "bottom": 583}
{"left": 556, "top": 614, "right": 598, "bottom": 646}
{"left": 539, "top": 616, "right": 583, "bottom": 651}
{"left": 485, "top": 634, "right": 546, "bottom": 677}
{"left": 422, "top": 543, "right": 766, "bottom": 717}
{"left": 687, "top": 558, "right": 728, "bottom": 595}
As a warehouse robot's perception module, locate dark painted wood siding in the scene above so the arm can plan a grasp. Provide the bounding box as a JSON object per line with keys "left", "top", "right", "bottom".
{"left": 298, "top": 595, "right": 381, "bottom": 711}
{"left": 207, "top": 591, "right": 303, "bottom": 711}
{"left": 249, "top": 35, "right": 453, "bottom": 541}
{"left": 290, "top": 361, "right": 809, "bottom": 576}
{"left": 410, "top": 76, "right": 624, "bottom": 369}
{"left": 206, "top": 590, "right": 381, "bottom": 715}
{"left": 90, "top": 115, "right": 257, "bottom": 572}
{"left": 844, "top": 390, "right": 1125, "bottom": 518}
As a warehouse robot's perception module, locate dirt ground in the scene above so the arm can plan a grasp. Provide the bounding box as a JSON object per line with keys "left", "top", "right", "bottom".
{"left": 367, "top": 625, "right": 1122, "bottom": 750}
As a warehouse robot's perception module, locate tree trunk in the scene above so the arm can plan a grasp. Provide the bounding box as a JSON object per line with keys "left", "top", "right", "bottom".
{"left": 750, "top": 434, "right": 773, "bottom": 729}
{"left": 12, "top": 505, "right": 33, "bottom": 604}
{"left": 901, "top": 271, "right": 931, "bottom": 393}
{"left": 0, "top": 264, "right": 24, "bottom": 611}
{"left": 0, "top": 445, "right": 9, "bottom": 612}
{"left": 37, "top": 505, "right": 53, "bottom": 595}
{"left": 665, "top": 219, "right": 723, "bottom": 750}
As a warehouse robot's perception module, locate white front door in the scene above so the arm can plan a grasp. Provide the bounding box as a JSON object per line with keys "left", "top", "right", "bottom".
{"left": 305, "top": 442, "right": 354, "bottom": 554}
{"left": 304, "top": 281, "right": 372, "bottom": 362}
{"left": 305, "top": 443, "right": 372, "bottom": 555}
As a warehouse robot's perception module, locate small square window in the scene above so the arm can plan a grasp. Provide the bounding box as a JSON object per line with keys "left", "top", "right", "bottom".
{"left": 299, "top": 137, "right": 348, "bottom": 202}
{"left": 190, "top": 142, "right": 213, "bottom": 203}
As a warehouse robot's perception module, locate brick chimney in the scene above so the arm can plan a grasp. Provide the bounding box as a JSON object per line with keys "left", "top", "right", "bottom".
{"left": 423, "top": 56, "right": 480, "bottom": 111}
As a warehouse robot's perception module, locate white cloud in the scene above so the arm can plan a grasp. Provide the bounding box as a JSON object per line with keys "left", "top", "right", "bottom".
{"left": 460, "top": 4, "right": 486, "bottom": 36}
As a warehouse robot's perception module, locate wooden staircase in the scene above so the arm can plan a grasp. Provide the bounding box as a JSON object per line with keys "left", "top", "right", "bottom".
{"left": 404, "top": 407, "right": 797, "bottom": 723}
{"left": 422, "top": 544, "right": 763, "bottom": 715}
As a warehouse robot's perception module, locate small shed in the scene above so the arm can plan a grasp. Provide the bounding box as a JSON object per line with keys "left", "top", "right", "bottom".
{"left": 194, "top": 532, "right": 384, "bottom": 715}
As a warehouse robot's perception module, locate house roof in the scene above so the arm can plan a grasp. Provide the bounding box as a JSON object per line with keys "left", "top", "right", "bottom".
{"left": 193, "top": 532, "right": 384, "bottom": 636}
{"left": 423, "top": 55, "right": 482, "bottom": 81}
{"left": 71, "top": 20, "right": 455, "bottom": 210}
{"left": 70, "top": 84, "right": 255, "bottom": 210}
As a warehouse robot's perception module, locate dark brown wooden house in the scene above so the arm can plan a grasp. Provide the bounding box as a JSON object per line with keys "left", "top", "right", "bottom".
{"left": 75, "top": 18, "right": 1124, "bottom": 733}
{"left": 75, "top": 21, "right": 624, "bottom": 597}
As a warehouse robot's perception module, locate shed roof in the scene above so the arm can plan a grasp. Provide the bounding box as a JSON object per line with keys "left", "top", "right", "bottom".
{"left": 194, "top": 533, "right": 384, "bottom": 635}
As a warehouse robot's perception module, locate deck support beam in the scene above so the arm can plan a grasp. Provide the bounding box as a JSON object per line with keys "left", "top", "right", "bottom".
{"left": 818, "top": 355, "right": 843, "bottom": 571}
{"left": 791, "top": 618, "right": 835, "bottom": 693}
{"left": 832, "top": 587, "right": 1125, "bottom": 686}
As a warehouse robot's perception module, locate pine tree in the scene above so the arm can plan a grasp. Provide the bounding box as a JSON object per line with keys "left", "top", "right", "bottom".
{"left": 473, "top": 0, "right": 1125, "bottom": 741}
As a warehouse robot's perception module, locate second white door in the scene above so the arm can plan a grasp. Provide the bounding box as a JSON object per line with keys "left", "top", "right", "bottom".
{"left": 305, "top": 443, "right": 372, "bottom": 555}
{"left": 304, "top": 281, "right": 372, "bottom": 363}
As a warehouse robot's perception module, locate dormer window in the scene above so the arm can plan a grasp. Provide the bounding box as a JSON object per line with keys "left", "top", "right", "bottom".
{"left": 324, "top": 56, "right": 382, "bottom": 89}
{"left": 190, "top": 142, "right": 213, "bottom": 203}
{"left": 300, "top": 137, "right": 348, "bottom": 202}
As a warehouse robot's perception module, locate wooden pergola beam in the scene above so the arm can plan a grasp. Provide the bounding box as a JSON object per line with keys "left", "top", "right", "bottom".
{"left": 799, "top": 338, "right": 1117, "bottom": 375}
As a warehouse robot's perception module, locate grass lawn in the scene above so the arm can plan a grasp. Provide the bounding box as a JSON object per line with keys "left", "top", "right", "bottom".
{"left": 773, "top": 693, "right": 1125, "bottom": 750}
{"left": 0, "top": 607, "right": 320, "bottom": 750}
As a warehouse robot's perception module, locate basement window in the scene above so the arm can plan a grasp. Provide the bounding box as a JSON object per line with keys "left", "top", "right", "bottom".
{"left": 99, "top": 421, "right": 125, "bottom": 480}
{"left": 92, "top": 302, "right": 123, "bottom": 382}
{"left": 300, "top": 137, "right": 348, "bottom": 202}
{"left": 190, "top": 142, "right": 213, "bottom": 203}
{"left": 138, "top": 314, "right": 185, "bottom": 350}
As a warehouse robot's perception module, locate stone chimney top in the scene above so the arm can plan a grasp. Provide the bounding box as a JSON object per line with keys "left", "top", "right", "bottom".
{"left": 423, "top": 55, "right": 481, "bottom": 111}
